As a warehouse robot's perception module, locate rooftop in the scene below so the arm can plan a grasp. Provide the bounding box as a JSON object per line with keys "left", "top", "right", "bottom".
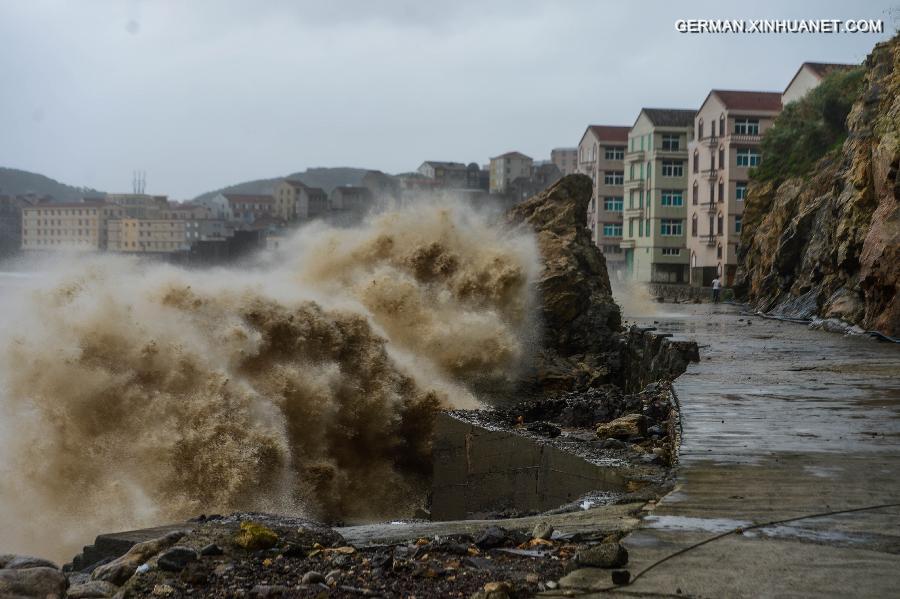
{"left": 585, "top": 125, "right": 630, "bottom": 143}
{"left": 640, "top": 108, "right": 697, "bottom": 128}
{"left": 491, "top": 151, "right": 533, "bottom": 160}
{"left": 708, "top": 90, "right": 782, "bottom": 112}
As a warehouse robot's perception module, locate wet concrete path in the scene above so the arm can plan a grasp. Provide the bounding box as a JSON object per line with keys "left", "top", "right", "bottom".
{"left": 560, "top": 303, "right": 900, "bottom": 598}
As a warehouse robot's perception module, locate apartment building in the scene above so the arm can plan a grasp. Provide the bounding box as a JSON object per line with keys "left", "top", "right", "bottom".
{"left": 550, "top": 148, "right": 578, "bottom": 176}
{"left": 577, "top": 125, "right": 629, "bottom": 277}
{"left": 0, "top": 195, "right": 32, "bottom": 256}
{"left": 274, "top": 179, "right": 329, "bottom": 221}
{"left": 107, "top": 218, "right": 189, "bottom": 253}
{"left": 21, "top": 201, "right": 122, "bottom": 250}
{"left": 330, "top": 186, "right": 373, "bottom": 212}
{"left": 489, "top": 151, "right": 533, "bottom": 194}
{"left": 620, "top": 109, "right": 696, "bottom": 283}
{"left": 782, "top": 62, "right": 855, "bottom": 105}
{"left": 224, "top": 194, "right": 275, "bottom": 225}
{"left": 687, "top": 90, "right": 782, "bottom": 286}
{"left": 417, "top": 161, "right": 469, "bottom": 188}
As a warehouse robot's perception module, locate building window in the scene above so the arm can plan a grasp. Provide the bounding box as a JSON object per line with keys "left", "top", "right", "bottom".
{"left": 692, "top": 214, "right": 698, "bottom": 236}
{"left": 711, "top": 120, "right": 717, "bottom": 138}
{"left": 661, "top": 134, "right": 680, "bottom": 151}
{"left": 720, "top": 115, "right": 726, "bottom": 136}
{"left": 734, "top": 118, "right": 760, "bottom": 135}
{"left": 605, "top": 147, "right": 625, "bottom": 160}
{"left": 603, "top": 197, "right": 624, "bottom": 211}
{"left": 736, "top": 181, "right": 748, "bottom": 201}
{"left": 602, "top": 223, "right": 623, "bottom": 237}
{"left": 735, "top": 215, "right": 743, "bottom": 233}
{"left": 698, "top": 120, "right": 704, "bottom": 139}
{"left": 692, "top": 183, "right": 699, "bottom": 205}
{"left": 718, "top": 148, "right": 725, "bottom": 169}
{"left": 661, "top": 219, "right": 683, "bottom": 236}
{"left": 718, "top": 182, "right": 724, "bottom": 203}
{"left": 736, "top": 148, "right": 761, "bottom": 167}
{"left": 717, "top": 214, "right": 724, "bottom": 235}
{"left": 692, "top": 151, "right": 699, "bottom": 173}
{"left": 662, "top": 248, "right": 681, "bottom": 256}
{"left": 717, "top": 244, "right": 723, "bottom": 259}
{"left": 661, "top": 160, "right": 684, "bottom": 177}
{"left": 604, "top": 171, "right": 624, "bottom": 185}
{"left": 661, "top": 191, "right": 684, "bottom": 206}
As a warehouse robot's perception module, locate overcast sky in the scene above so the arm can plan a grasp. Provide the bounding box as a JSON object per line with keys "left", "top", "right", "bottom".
{"left": 1, "top": 1, "right": 896, "bottom": 198}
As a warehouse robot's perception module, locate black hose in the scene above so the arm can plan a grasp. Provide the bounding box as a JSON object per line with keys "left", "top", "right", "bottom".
{"left": 571, "top": 502, "right": 900, "bottom": 595}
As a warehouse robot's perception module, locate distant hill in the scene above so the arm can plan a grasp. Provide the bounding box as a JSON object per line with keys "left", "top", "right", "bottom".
{"left": 0, "top": 167, "right": 103, "bottom": 201}
{"left": 193, "top": 167, "right": 371, "bottom": 201}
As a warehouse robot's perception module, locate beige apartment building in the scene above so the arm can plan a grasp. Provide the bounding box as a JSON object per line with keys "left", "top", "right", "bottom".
{"left": 107, "top": 218, "right": 189, "bottom": 253}
{"left": 687, "top": 90, "right": 782, "bottom": 286}
{"left": 550, "top": 148, "right": 578, "bottom": 176}
{"left": 274, "top": 180, "right": 329, "bottom": 221}
{"left": 577, "top": 125, "right": 628, "bottom": 277}
{"left": 489, "top": 151, "right": 533, "bottom": 193}
{"left": 21, "top": 201, "right": 123, "bottom": 250}
{"left": 621, "top": 109, "right": 696, "bottom": 283}
{"left": 782, "top": 62, "right": 855, "bottom": 105}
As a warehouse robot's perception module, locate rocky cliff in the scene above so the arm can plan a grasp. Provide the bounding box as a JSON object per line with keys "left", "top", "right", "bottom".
{"left": 507, "top": 175, "right": 624, "bottom": 392}
{"left": 736, "top": 36, "right": 899, "bottom": 336}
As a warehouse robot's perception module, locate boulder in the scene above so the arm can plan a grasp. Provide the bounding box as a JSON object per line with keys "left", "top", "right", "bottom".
{"left": 156, "top": 546, "right": 197, "bottom": 572}
{"left": 0, "top": 555, "right": 59, "bottom": 570}
{"left": 233, "top": 521, "right": 279, "bottom": 551}
{"left": 574, "top": 542, "right": 629, "bottom": 568}
{"left": 0, "top": 566, "right": 67, "bottom": 598}
{"left": 91, "top": 531, "right": 185, "bottom": 586}
{"left": 66, "top": 580, "right": 118, "bottom": 598}
{"left": 596, "top": 414, "right": 647, "bottom": 440}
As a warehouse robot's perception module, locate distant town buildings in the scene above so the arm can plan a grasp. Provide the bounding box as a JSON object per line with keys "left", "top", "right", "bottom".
{"left": 551, "top": 148, "right": 578, "bottom": 176}
{"left": 620, "top": 108, "right": 695, "bottom": 283}
{"left": 489, "top": 152, "right": 533, "bottom": 194}
{"left": 577, "top": 125, "right": 629, "bottom": 276}
{"left": 782, "top": 62, "right": 855, "bottom": 105}
{"left": 686, "top": 90, "right": 782, "bottom": 286}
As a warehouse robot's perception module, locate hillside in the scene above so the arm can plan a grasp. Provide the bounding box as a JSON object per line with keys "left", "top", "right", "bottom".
{"left": 735, "top": 34, "right": 899, "bottom": 336}
{"left": 0, "top": 167, "right": 103, "bottom": 201}
{"left": 193, "top": 167, "right": 371, "bottom": 202}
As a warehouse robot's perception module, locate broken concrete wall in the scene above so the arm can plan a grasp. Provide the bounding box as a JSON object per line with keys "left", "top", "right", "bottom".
{"left": 430, "top": 413, "right": 627, "bottom": 520}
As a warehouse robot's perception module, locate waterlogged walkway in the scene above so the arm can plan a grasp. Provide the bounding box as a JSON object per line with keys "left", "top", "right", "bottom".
{"left": 559, "top": 303, "right": 900, "bottom": 598}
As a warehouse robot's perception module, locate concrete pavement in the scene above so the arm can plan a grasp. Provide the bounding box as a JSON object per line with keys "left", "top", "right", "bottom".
{"left": 555, "top": 303, "right": 900, "bottom": 598}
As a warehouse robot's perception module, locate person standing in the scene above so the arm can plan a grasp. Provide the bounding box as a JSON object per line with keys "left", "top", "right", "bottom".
{"left": 711, "top": 276, "right": 721, "bottom": 303}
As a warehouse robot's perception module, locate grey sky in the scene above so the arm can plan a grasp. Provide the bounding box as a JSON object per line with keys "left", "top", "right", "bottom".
{"left": 1, "top": 0, "right": 896, "bottom": 199}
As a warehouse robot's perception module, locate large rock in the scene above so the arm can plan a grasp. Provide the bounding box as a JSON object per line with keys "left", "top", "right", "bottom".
{"left": 508, "top": 175, "right": 622, "bottom": 391}
{"left": 595, "top": 414, "right": 647, "bottom": 440}
{"left": 91, "top": 531, "right": 185, "bottom": 586}
{"left": 0, "top": 555, "right": 59, "bottom": 570}
{"left": 736, "top": 35, "right": 900, "bottom": 336}
{"left": 575, "top": 542, "right": 629, "bottom": 568}
{"left": 0, "top": 566, "right": 67, "bottom": 598}
{"left": 66, "top": 580, "right": 118, "bottom": 598}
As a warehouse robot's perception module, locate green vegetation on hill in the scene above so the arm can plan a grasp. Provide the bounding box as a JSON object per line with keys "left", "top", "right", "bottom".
{"left": 193, "top": 167, "right": 370, "bottom": 202}
{"left": 0, "top": 167, "right": 103, "bottom": 201}
{"left": 751, "top": 67, "right": 865, "bottom": 185}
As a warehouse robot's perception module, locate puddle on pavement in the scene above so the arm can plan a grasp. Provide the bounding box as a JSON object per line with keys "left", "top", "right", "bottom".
{"left": 643, "top": 515, "right": 751, "bottom": 533}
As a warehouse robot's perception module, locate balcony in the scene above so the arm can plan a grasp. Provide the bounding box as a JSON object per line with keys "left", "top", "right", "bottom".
{"left": 701, "top": 168, "right": 717, "bottom": 180}
{"left": 728, "top": 133, "right": 762, "bottom": 144}
{"left": 623, "top": 206, "right": 644, "bottom": 219}
{"left": 624, "top": 149, "right": 644, "bottom": 162}
{"left": 704, "top": 136, "right": 719, "bottom": 146}
{"left": 702, "top": 202, "right": 717, "bottom": 214}
{"left": 622, "top": 178, "right": 645, "bottom": 190}
{"left": 655, "top": 147, "right": 688, "bottom": 159}
{"left": 704, "top": 234, "right": 717, "bottom": 247}
{"left": 619, "top": 239, "right": 635, "bottom": 249}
